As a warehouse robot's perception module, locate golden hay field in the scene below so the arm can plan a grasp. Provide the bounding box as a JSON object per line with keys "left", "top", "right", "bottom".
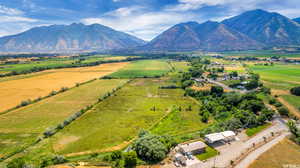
{"left": 249, "top": 138, "right": 300, "bottom": 168}
{"left": 0, "top": 62, "right": 128, "bottom": 112}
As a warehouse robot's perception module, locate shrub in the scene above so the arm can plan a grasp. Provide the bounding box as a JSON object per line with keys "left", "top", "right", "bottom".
{"left": 124, "top": 151, "right": 137, "bottom": 168}
{"left": 133, "top": 134, "right": 175, "bottom": 162}
{"left": 7, "top": 157, "right": 26, "bottom": 168}
{"left": 278, "top": 107, "right": 289, "bottom": 116}
{"left": 210, "top": 86, "right": 224, "bottom": 95}
{"left": 290, "top": 86, "right": 300, "bottom": 96}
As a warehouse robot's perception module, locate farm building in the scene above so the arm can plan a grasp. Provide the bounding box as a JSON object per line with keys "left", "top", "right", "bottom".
{"left": 179, "top": 141, "right": 207, "bottom": 155}
{"left": 205, "top": 131, "right": 236, "bottom": 144}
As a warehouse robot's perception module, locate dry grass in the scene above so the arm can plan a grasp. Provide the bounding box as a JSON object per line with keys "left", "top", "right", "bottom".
{"left": 249, "top": 138, "right": 300, "bottom": 168}
{"left": 0, "top": 62, "right": 128, "bottom": 112}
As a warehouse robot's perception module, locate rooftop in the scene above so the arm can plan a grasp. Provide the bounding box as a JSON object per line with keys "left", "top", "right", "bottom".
{"left": 180, "top": 141, "right": 207, "bottom": 153}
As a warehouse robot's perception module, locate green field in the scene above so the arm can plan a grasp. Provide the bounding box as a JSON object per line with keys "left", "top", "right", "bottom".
{"left": 108, "top": 60, "right": 171, "bottom": 78}
{"left": 250, "top": 64, "right": 300, "bottom": 90}
{"left": 150, "top": 104, "right": 208, "bottom": 136}
{"left": 221, "top": 50, "right": 300, "bottom": 58}
{"left": 281, "top": 95, "right": 300, "bottom": 111}
{"left": 45, "top": 78, "right": 204, "bottom": 155}
{"left": 0, "top": 60, "right": 74, "bottom": 73}
{"left": 0, "top": 79, "right": 128, "bottom": 157}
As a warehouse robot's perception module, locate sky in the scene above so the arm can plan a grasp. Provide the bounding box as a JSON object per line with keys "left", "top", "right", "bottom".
{"left": 0, "top": 0, "right": 300, "bottom": 41}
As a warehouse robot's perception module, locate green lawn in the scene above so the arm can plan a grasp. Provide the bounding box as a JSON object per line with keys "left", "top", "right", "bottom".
{"left": 246, "top": 123, "right": 271, "bottom": 137}
{"left": 0, "top": 79, "right": 128, "bottom": 158}
{"left": 195, "top": 146, "right": 218, "bottom": 161}
{"left": 108, "top": 60, "right": 171, "bottom": 78}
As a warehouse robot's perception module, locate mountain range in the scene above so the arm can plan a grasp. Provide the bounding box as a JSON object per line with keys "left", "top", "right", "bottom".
{"left": 0, "top": 23, "right": 145, "bottom": 52}
{"left": 1, "top": 9, "right": 300, "bottom": 52}
{"left": 144, "top": 9, "right": 300, "bottom": 52}
{"left": 141, "top": 21, "right": 262, "bottom": 52}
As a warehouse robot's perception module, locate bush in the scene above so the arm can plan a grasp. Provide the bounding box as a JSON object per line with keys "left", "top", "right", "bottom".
{"left": 124, "top": 151, "right": 137, "bottom": 168}
{"left": 133, "top": 134, "right": 175, "bottom": 162}
{"left": 210, "top": 86, "right": 224, "bottom": 95}
{"left": 290, "top": 86, "right": 300, "bottom": 96}
{"left": 7, "top": 157, "right": 26, "bottom": 168}
{"left": 278, "top": 107, "right": 289, "bottom": 116}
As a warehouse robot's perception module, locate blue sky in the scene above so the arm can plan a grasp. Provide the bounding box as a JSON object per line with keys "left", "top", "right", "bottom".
{"left": 0, "top": 0, "right": 300, "bottom": 41}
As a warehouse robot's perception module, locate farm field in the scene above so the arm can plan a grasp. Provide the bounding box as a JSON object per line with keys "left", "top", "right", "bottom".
{"left": 0, "top": 59, "right": 75, "bottom": 74}
{"left": 108, "top": 60, "right": 170, "bottom": 78}
{"left": 249, "top": 64, "right": 300, "bottom": 90}
{"left": 0, "top": 62, "right": 128, "bottom": 112}
{"left": 0, "top": 79, "right": 128, "bottom": 158}
{"left": 46, "top": 78, "right": 204, "bottom": 155}
{"left": 249, "top": 138, "right": 300, "bottom": 168}
{"left": 249, "top": 64, "right": 300, "bottom": 117}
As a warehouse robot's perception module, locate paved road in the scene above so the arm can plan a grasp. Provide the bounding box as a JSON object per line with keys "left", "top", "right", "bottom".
{"left": 199, "top": 118, "right": 289, "bottom": 168}
{"left": 205, "top": 78, "right": 247, "bottom": 94}
{"left": 234, "top": 132, "right": 289, "bottom": 168}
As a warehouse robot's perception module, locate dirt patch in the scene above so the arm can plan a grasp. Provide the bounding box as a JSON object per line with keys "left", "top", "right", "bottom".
{"left": 271, "top": 89, "right": 290, "bottom": 96}
{"left": 54, "top": 135, "right": 80, "bottom": 151}
{"left": 65, "top": 141, "right": 132, "bottom": 157}
{"left": 130, "top": 79, "right": 145, "bottom": 86}
{"left": 191, "top": 84, "right": 212, "bottom": 91}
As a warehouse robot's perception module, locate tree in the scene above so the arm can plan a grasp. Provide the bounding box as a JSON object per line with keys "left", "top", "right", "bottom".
{"left": 278, "top": 107, "right": 289, "bottom": 116}
{"left": 229, "top": 71, "right": 238, "bottom": 78}
{"left": 181, "top": 80, "right": 194, "bottom": 89}
{"left": 245, "top": 80, "right": 259, "bottom": 90}
{"left": 290, "top": 86, "right": 300, "bottom": 96}
{"left": 124, "top": 151, "right": 137, "bottom": 168}
{"left": 239, "top": 100, "right": 264, "bottom": 114}
{"left": 7, "top": 157, "right": 26, "bottom": 168}
{"left": 133, "top": 134, "right": 172, "bottom": 162}
{"left": 210, "top": 86, "right": 224, "bottom": 95}
{"left": 201, "top": 111, "right": 210, "bottom": 123}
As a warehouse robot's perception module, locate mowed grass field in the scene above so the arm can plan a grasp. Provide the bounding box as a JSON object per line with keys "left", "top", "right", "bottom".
{"left": 0, "top": 62, "right": 128, "bottom": 112}
{"left": 250, "top": 64, "right": 300, "bottom": 117}
{"left": 249, "top": 138, "right": 300, "bottom": 168}
{"left": 249, "top": 64, "right": 300, "bottom": 90}
{"left": 0, "top": 79, "right": 128, "bottom": 158}
{"left": 108, "top": 60, "right": 170, "bottom": 78}
{"left": 47, "top": 78, "right": 202, "bottom": 155}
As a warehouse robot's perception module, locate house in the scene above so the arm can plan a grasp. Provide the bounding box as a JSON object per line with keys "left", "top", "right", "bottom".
{"left": 179, "top": 141, "right": 207, "bottom": 155}
{"left": 205, "top": 131, "right": 236, "bottom": 144}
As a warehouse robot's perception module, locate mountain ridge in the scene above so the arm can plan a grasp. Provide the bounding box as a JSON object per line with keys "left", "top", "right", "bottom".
{"left": 140, "top": 21, "right": 262, "bottom": 52}
{"left": 0, "top": 23, "right": 146, "bottom": 52}
{"left": 222, "top": 9, "right": 300, "bottom": 46}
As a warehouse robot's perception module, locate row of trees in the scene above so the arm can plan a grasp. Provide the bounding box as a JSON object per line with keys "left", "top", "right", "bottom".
{"left": 7, "top": 154, "right": 66, "bottom": 168}
{"left": 288, "top": 121, "right": 300, "bottom": 144}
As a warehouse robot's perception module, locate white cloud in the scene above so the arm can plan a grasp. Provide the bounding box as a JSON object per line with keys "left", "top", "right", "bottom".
{"left": 0, "top": 15, "right": 37, "bottom": 22}
{"left": 82, "top": 6, "right": 202, "bottom": 41}
{"left": 0, "top": 4, "right": 41, "bottom": 37}
{"left": 165, "top": 0, "right": 232, "bottom": 12}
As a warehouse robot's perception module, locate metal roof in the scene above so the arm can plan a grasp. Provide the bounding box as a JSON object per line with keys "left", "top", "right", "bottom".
{"left": 180, "top": 141, "right": 207, "bottom": 153}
